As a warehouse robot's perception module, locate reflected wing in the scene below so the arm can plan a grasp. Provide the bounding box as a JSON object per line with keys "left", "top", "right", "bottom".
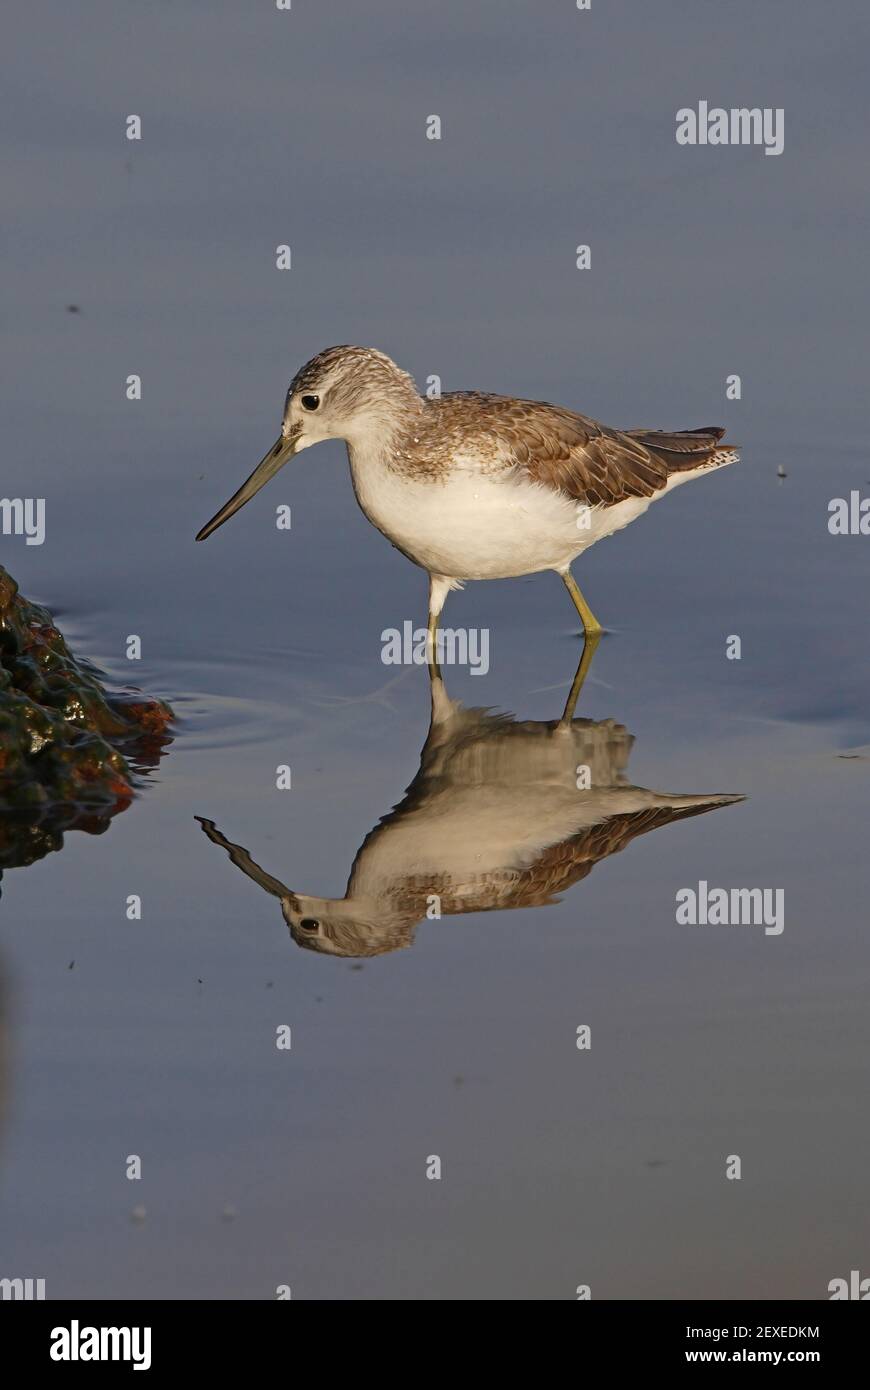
{"left": 380, "top": 795, "right": 741, "bottom": 917}
{"left": 498, "top": 797, "right": 740, "bottom": 908}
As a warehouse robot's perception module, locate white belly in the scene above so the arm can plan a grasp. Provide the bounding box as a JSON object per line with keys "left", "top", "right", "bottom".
{"left": 347, "top": 447, "right": 655, "bottom": 580}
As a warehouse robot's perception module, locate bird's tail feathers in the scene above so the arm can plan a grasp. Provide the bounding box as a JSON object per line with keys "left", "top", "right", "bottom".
{"left": 627, "top": 425, "right": 739, "bottom": 471}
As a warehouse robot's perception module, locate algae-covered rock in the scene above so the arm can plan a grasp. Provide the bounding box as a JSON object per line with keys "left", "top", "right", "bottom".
{"left": 0, "top": 566, "right": 172, "bottom": 872}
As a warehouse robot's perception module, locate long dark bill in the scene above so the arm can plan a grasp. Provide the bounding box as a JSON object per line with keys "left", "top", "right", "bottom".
{"left": 195, "top": 432, "right": 298, "bottom": 541}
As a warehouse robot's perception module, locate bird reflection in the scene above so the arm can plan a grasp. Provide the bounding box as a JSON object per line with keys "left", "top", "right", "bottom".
{"left": 197, "top": 643, "right": 743, "bottom": 958}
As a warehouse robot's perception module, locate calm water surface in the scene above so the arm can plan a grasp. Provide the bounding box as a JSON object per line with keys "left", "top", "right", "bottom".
{"left": 1, "top": 0, "right": 868, "bottom": 1299}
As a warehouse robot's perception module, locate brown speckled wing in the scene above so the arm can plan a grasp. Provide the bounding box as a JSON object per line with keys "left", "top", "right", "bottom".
{"left": 495, "top": 800, "right": 728, "bottom": 909}
{"left": 432, "top": 394, "right": 729, "bottom": 505}
{"left": 382, "top": 799, "right": 732, "bottom": 918}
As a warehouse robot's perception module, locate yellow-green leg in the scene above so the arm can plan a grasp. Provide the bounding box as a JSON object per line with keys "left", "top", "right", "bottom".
{"left": 560, "top": 632, "right": 601, "bottom": 723}
{"left": 428, "top": 575, "right": 451, "bottom": 675}
{"left": 426, "top": 611, "right": 440, "bottom": 674}
{"left": 561, "top": 570, "right": 603, "bottom": 637}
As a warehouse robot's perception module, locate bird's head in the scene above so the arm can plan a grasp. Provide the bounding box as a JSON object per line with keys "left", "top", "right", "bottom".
{"left": 196, "top": 345, "right": 420, "bottom": 541}
{"left": 280, "top": 892, "right": 418, "bottom": 958}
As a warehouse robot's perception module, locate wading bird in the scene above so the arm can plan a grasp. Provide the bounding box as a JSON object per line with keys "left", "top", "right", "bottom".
{"left": 196, "top": 346, "right": 738, "bottom": 636}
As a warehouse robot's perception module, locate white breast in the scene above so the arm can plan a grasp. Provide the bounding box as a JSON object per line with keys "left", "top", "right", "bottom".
{"left": 347, "top": 444, "right": 655, "bottom": 580}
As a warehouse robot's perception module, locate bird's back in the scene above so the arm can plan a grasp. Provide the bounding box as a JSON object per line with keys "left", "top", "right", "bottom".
{"left": 422, "top": 391, "right": 738, "bottom": 503}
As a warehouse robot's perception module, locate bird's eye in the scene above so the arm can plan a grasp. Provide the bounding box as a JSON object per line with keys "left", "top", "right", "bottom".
{"left": 300, "top": 394, "right": 320, "bottom": 411}
{"left": 299, "top": 917, "right": 320, "bottom": 932}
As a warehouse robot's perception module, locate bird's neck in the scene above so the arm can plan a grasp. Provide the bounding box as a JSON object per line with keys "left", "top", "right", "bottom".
{"left": 343, "top": 387, "right": 423, "bottom": 454}
{"left": 345, "top": 394, "right": 427, "bottom": 480}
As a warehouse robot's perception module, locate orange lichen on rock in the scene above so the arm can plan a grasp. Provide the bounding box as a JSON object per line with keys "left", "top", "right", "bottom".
{"left": 0, "top": 566, "right": 173, "bottom": 865}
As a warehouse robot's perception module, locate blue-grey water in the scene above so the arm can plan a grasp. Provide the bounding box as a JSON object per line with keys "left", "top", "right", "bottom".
{"left": 1, "top": 0, "right": 868, "bottom": 1299}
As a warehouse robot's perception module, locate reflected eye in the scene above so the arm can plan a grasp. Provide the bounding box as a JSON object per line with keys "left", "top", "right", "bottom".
{"left": 299, "top": 917, "right": 320, "bottom": 932}
{"left": 300, "top": 394, "right": 320, "bottom": 411}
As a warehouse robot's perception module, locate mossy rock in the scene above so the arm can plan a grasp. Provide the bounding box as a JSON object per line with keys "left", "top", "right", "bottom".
{"left": 0, "top": 567, "right": 173, "bottom": 871}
